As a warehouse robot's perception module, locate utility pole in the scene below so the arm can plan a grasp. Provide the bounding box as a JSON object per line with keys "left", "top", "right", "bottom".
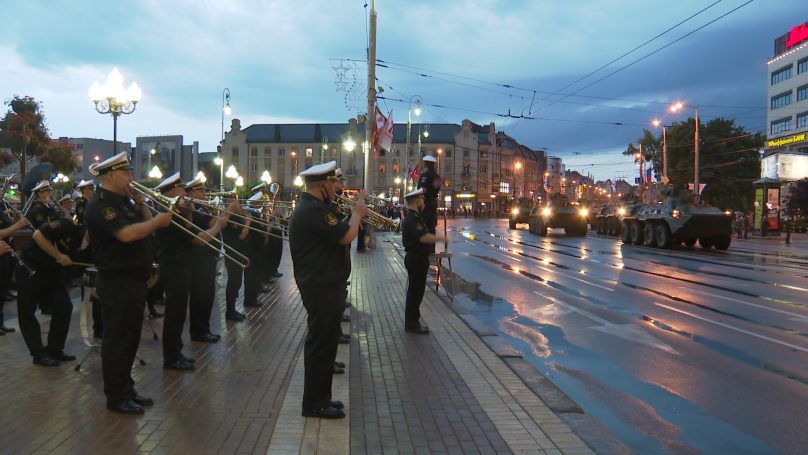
{"left": 694, "top": 108, "right": 700, "bottom": 201}
{"left": 364, "top": 0, "right": 377, "bottom": 191}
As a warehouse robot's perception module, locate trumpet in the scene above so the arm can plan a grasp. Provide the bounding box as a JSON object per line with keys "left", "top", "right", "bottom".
{"left": 185, "top": 196, "right": 289, "bottom": 241}
{"left": 337, "top": 194, "right": 400, "bottom": 231}
{"left": 129, "top": 181, "right": 251, "bottom": 268}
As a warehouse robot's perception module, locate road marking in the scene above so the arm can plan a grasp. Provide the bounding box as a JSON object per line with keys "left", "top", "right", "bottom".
{"left": 681, "top": 287, "right": 808, "bottom": 321}
{"left": 536, "top": 292, "right": 679, "bottom": 355}
{"left": 654, "top": 302, "right": 808, "bottom": 354}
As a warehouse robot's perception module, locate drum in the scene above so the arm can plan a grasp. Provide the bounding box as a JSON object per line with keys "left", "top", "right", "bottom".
{"left": 147, "top": 263, "right": 160, "bottom": 289}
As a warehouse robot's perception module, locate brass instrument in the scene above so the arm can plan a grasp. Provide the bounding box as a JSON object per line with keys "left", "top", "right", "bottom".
{"left": 337, "top": 194, "right": 400, "bottom": 231}
{"left": 129, "top": 181, "right": 251, "bottom": 268}
{"left": 186, "top": 196, "right": 289, "bottom": 241}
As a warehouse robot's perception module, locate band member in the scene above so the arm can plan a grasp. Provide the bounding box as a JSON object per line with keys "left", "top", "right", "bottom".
{"left": 244, "top": 192, "right": 267, "bottom": 305}
{"left": 401, "top": 188, "right": 448, "bottom": 334}
{"left": 289, "top": 161, "right": 366, "bottom": 419}
{"left": 185, "top": 176, "right": 235, "bottom": 342}
{"left": 0, "top": 209, "right": 29, "bottom": 334}
{"left": 16, "top": 211, "right": 90, "bottom": 364}
{"left": 74, "top": 179, "right": 95, "bottom": 225}
{"left": 57, "top": 194, "right": 74, "bottom": 219}
{"left": 154, "top": 173, "right": 196, "bottom": 371}
{"left": 27, "top": 180, "right": 60, "bottom": 229}
{"left": 417, "top": 155, "right": 441, "bottom": 252}
{"left": 222, "top": 204, "right": 250, "bottom": 322}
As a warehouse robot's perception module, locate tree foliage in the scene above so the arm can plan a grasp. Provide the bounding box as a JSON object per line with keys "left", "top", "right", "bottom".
{"left": 40, "top": 141, "right": 77, "bottom": 175}
{"left": 0, "top": 96, "right": 51, "bottom": 159}
{"left": 786, "top": 179, "right": 808, "bottom": 218}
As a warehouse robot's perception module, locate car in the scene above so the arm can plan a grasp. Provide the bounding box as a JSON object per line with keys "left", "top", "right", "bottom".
{"left": 508, "top": 198, "right": 534, "bottom": 229}
{"left": 528, "top": 194, "right": 588, "bottom": 236}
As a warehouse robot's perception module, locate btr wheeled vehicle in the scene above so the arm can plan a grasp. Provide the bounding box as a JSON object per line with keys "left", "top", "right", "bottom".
{"left": 528, "top": 194, "right": 588, "bottom": 236}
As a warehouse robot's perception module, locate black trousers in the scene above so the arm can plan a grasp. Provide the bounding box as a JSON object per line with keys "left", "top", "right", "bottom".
{"left": 0, "top": 255, "right": 9, "bottom": 327}
{"left": 422, "top": 199, "right": 438, "bottom": 234}
{"left": 16, "top": 266, "right": 72, "bottom": 358}
{"left": 268, "top": 231, "right": 283, "bottom": 273}
{"left": 244, "top": 247, "right": 263, "bottom": 306}
{"left": 404, "top": 253, "right": 430, "bottom": 329}
{"left": 189, "top": 252, "right": 217, "bottom": 337}
{"left": 300, "top": 285, "right": 346, "bottom": 410}
{"left": 225, "top": 257, "right": 243, "bottom": 312}
{"left": 161, "top": 261, "right": 191, "bottom": 362}
{"left": 97, "top": 269, "right": 148, "bottom": 405}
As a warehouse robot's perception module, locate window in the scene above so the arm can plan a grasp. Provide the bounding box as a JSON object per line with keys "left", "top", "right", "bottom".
{"left": 799, "top": 58, "right": 808, "bottom": 75}
{"left": 232, "top": 147, "right": 239, "bottom": 157}
{"left": 771, "top": 117, "right": 792, "bottom": 134}
{"left": 480, "top": 164, "right": 487, "bottom": 174}
{"left": 379, "top": 149, "right": 386, "bottom": 157}
{"left": 392, "top": 162, "right": 400, "bottom": 173}
{"left": 251, "top": 147, "right": 258, "bottom": 157}
{"left": 772, "top": 65, "right": 792, "bottom": 85}
{"left": 76, "top": 143, "right": 84, "bottom": 150}
{"left": 798, "top": 85, "right": 808, "bottom": 102}
{"left": 445, "top": 149, "right": 452, "bottom": 158}
{"left": 250, "top": 163, "right": 258, "bottom": 171}
{"left": 277, "top": 147, "right": 285, "bottom": 157}
{"left": 798, "top": 112, "right": 808, "bottom": 129}
{"left": 305, "top": 147, "right": 313, "bottom": 158}
{"left": 264, "top": 146, "right": 271, "bottom": 156}
{"left": 463, "top": 149, "right": 470, "bottom": 158}
{"left": 378, "top": 163, "right": 386, "bottom": 173}
{"left": 771, "top": 92, "right": 792, "bottom": 110}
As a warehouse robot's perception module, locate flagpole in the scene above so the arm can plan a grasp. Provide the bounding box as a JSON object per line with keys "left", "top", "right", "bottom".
{"left": 364, "top": 0, "right": 377, "bottom": 191}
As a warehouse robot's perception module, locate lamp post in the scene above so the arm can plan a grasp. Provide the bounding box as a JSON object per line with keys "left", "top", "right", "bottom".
{"left": 214, "top": 153, "right": 224, "bottom": 191}
{"left": 652, "top": 119, "right": 669, "bottom": 181}
{"left": 418, "top": 124, "right": 429, "bottom": 158}
{"left": 89, "top": 68, "right": 142, "bottom": 155}
{"left": 406, "top": 95, "right": 422, "bottom": 187}
{"left": 395, "top": 176, "right": 402, "bottom": 202}
{"left": 321, "top": 136, "right": 328, "bottom": 164}
{"left": 147, "top": 142, "right": 160, "bottom": 181}
{"left": 670, "top": 101, "right": 699, "bottom": 199}
{"left": 148, "top": 165, "right": 162, "bottom": 180}
{"left": 260, "top": 170, "right": 272, "bottom": 185}
{"left": 514, "top": 161, "right": 522, "bottom": 199}
{"left": 220, "top": 88, "right": 232, "bottom": 191}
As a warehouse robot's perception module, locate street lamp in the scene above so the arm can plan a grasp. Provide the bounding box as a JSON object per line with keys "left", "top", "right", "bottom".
{"left": 670, "top": 101, "right": 700, "bottom": 199}
{"left": 225, "top": 165, "right": 239, "bottom": 180}
{"left": 52, "top": 173, "right": 70, "bottom": 184}
{"left": 195, "top": 170, "right": 207, "bottom": 183}
{"left": 214, "top": 154, "right": 224, "bottom": 191}
{"left": 221, "top": 88, "right": 232, "bottom": 142}
{"left": 652, "top": 119, "right": 669, "bottom": 182}
{"left": 147, "top": 142, "right": 159, "bottom": 180}
{"left": 149, "top": 166, "right": 162, "bottom": 180}
{"left": 418, "top": 124, "right": 429, "bottom": 158}
{"left": 294, "top": 175, "right": 304, "bottom": 187}
{"left": 514, "top": 161, "right": 522, "bottom": 199}
{"left": 260, "top": 170, "right": 272, "bottom": 184}
{"left": 88, "top": 68, "right": 142, "bottom": 155}
{"left": 322, "top": 136, "right": 328, "bottom": 164}
{"left": 235, "top": 176, "right": 244, "bottom": 188}
{"left": 394, "top": 176, "right": 402, "bottom": 201}
{"left": 406, "top": 95, "right": 422, "bottom": 187}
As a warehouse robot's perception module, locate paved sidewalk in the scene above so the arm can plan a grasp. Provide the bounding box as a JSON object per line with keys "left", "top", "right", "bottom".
{"left": 0, "top": 233, "right": 596, "bottom": 454}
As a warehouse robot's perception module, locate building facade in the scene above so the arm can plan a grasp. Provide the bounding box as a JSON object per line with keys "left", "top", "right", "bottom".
{"left": 134, "top": 135, "right": 198, "bottom": 182}
{"left": 55, "top": 137, "right": 131, "bottom": 181}
{"left": 221, "top": 118, "right": 545, "bottom": 213}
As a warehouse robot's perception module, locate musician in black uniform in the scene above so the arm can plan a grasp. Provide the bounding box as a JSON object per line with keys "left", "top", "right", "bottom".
{"left": 186, "top": 177, "right": 236, "bottom": 342}
{"left": 57, "top": 194, "right": 73, "bottom": 219}
{"left": 27, "top": 180, "right": 60, "bottom": 229}
{"left": 417, "top": 155, "right": 442, "bottom": 247}
{"left": 154, "top": 173, "right": 197, "bottom": 371}
{"left": 85, "top": 152, "right": 172, "bottom": 414}
{"left": 289, "top": 161, "right": 366, "bottom": 419}
{"left": 16, "top": 215, "right": 89, "bottom": 365}
{"left": 222, "top": 206, "right": 250, "bottom": 322}
{"left": 251, "top": 182, "right": 277, "bottom": 288}
{"left": 74, "top": 179, "right": 95, "bottom": 225}
{"left": 401, "top": 188, "right": 448, "bottom": 334}
{"left": 243, "top": 192, "right": 267, "bottom": 306}
{"left": 0, "top": 208, "right": 28, "bottom": 334}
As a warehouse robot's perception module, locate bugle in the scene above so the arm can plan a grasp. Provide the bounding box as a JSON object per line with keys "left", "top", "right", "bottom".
{"left": 337, "top": 194, "right": 400, "bottom": 231}
{"left": 185, "top": 196, "right": 289, "bottom": 241}
{"left": 128, "top": 181, "right": 251, "bottom": 268}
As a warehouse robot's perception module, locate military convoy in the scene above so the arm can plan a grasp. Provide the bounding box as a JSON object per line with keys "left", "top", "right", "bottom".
{"left": 508, "top": 198, "right": 534, "bottom": 230}
{"left": 595, "top": 203, "right": 635, "bottom": 236}
{"left": 528, "top": 194, "right": 588, "bottom": 236}
{"left": 619, "top": 187, "right": 733, "bottom": 250}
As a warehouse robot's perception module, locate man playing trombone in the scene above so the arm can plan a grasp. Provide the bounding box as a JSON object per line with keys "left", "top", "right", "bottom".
{"left": 85, "top": 152, "right": 172, "bottom": 415}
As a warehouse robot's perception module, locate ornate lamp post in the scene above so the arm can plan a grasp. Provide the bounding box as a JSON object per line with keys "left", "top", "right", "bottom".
{"left": 670, "top": 101, "right": 699, "bottom": 199}
{"left": 406, "top": 95, "right": 422, "bottom": 186}
{"left": 219, "top": 88, "right": 232, "bottom": 191}
{"left": 89, "top": 68, "right": 142, "bottom": 155}
{"left": 214, "top": 154, "right": 225, "bottom": 191}
{"left": 148, "top": 165, "right": 163, "bottom": 180}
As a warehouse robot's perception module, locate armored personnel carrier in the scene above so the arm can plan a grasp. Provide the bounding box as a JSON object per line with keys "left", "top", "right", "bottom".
{"left": 528, "top": 194, "right": 588, "bottom": 236}
{"left": 620, "top": 187, "right": 732, "bottom": 250}
{"left": 595, "top": 203, "right": 636, "bottom": 236}
{"left": 508, "top": 198, "right": 534, "bottom": 230}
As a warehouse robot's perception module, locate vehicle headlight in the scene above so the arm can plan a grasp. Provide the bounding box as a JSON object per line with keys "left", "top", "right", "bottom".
{"left": 671, "top": 209, "right": 680, "bottom": 218}
{"left": 511, "top": 208, "right": 519, "bottom": 215}
{"left": 617, "top": 207, "right": 626, "bottom": 216}
{"left": 542, "top": 208, "right": 552, "bottom": 216}
{"left": 579, "top": 208, "right": 589, "bottom": 217}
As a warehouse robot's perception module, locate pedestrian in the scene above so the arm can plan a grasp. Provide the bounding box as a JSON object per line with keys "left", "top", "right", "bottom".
{"left": 289, "top": 161, "right": 366, "bottom": 419}
{"left": 85, "top": 152, "right": 172, "bottom": 414}
{"left": 401, "top": 188, "right": 448, "bottom": 334}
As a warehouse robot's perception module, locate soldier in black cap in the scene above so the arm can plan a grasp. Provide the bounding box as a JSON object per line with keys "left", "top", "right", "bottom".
{"left": 289, "top": 160, "right": 366, "bottom": 419}
{"left": 401, "top": 188, "right": 448, "bottom": 334}
{"left": 417, "top": 155, "right": 442, "bottom": 252}
{"left": 74, "top": 179, "right": 95, "bottom": 225}
{"left": 85, "top": 151, "right": 172, "bottom": 414}
{"left": 0, "top": 208, "right": 29, "bottom": 334}
{"left": 27, "top": 180, "right": 60, "bottom": 229}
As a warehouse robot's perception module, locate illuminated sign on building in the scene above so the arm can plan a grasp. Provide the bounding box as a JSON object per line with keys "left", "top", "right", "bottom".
{"left": 767, "top": 132, "right": 806, "bottom": 148}
{"left": 454, "top": 193, "right": 476, "bottom": 198}
{"left": 786, "top": 23, "right": 808, "bottom": 48}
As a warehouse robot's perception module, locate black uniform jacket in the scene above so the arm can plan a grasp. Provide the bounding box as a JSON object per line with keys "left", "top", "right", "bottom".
{"left": 289, "top": 192, "right": 350, "bottom": 289}
{"left": 402, "top": 211, "right": 431, "bottom": 256}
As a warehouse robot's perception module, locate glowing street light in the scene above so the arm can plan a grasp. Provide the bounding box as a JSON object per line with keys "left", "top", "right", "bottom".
{"left": 225, "top": 165, "right": 239, "bottom": 179}
{"left": 234, "top": 176, "right": 244, "bottom": 187}
{"left": 148, "top": 165, "right": 162, "bottom": 179}
{"left": 195, "top": 171, "right": 207, "bottom": 183}
{"left": 669, "top": 101, "right": 700, "bottom": 199}
{"left": 88, "top": 67, "right": 142, "bottom": 154}
{"left": 294, "top": 175, "right": 304, "bottom": 187}
{"left": 260, "top": 170, "right": 272, "bottom": 184}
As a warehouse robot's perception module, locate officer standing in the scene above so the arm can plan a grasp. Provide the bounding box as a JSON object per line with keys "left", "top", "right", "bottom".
{"left": 401, "top": 188, "right": 448, "bottom": 334}
{"left": 222, "top": 205, "right": 249, "bottom": 321}
{"left": 289, "top": 161, "right": 366, "bottom": 419}
{"left": 0, "top": 207, "right": 29, "bottom": 334}
{"left": 417, "top": 155, "right": 442, "bottom": 246}
{"left": 85, "top": 152, "right": 172, "bottom": 414}
{"left": 74, "top": 179, "right": 95, "bottom": 225}
{"left": 27, "top": 181, "right": 60, "bottom": 229}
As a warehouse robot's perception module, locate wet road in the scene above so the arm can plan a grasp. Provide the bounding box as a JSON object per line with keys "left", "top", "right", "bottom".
{"left": 441, "top": 218, "right": 808, "bottom": 454}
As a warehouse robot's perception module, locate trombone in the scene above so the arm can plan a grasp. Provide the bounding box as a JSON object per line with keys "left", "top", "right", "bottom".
{"left": 186, "top": 196, "right": 289, "bottom": 241}
{"left": 337, "top": 194, "right": 400, "bottom": 231}
{"left": 128, "top": 181, "right": 251, "bottom": 268}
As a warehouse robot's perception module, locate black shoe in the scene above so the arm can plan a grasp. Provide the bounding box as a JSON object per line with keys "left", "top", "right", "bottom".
{"left": 164, "top": 359, "right": 195, "bottom": 371}
{"left": 341, "top": 314, "right": 351, "bottom": 322}
{"left": 301, "top": 406, "right": 346, "bottom": 419}
{"left": 272, "top": 271, "right": 283, "bottom": 278}
{"left": 191, "top": 333, "right": 220, "bottom": 343}
{"left": 334, "top": 361, "right": 345, "bottom": 368}
{"left": 226, "top": 310, "right": 246, "bottom": 321}
{"left": 337, "top": 334, "right": 350, "bottom": 344}
{"left": 180, "top": 353, "right": 195, "bottom": 364}
{"left": 132, "top": 394, "right": 154, "bottom": 406}
{"left": 260, "top": 284, "right": 272, "bottom": 293}
{"left": 405, "top": 325, "right": 430, "bottom": 334}
{"left": 0, "top": 326, "right": 15, "bottom": 333}
{"left": 148, "top": 310, "right": 164, "bottom": 319}
{"left": 330, "top": 400, "right": 344, "bottom": 410}
{"left": 107, "top": 400, "right": 144, "bottom": 415}
{"left": 51, "top": 351, "right": 77, "bottom": 362}
{"left": 33, "top": 356, "right": 60, "bottom": 367}
{"left": 333, "top": 365, "right": 345, "bottom": 374}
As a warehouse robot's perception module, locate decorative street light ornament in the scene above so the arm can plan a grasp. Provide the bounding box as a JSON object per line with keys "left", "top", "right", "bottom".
{"left": 343, "top": 138, "right": 356, "bottom": 152}
{"left": 213, "top": 157, "right": 223, "bottom": 166}
{"left": 225, "top": 165, "right": 239, "bottom": 179}
{"left": 294, "top": 175, "right": 304, "bottom": 187}
{"left": 148, "top": 166, "right": 162, "bottom": 179}
{"left": 196, "top": 171, "right": 207, "bottom": 183}
{"left": 234, "top": 176, "right": 244, "bottom": 187}
{"left": 89, "top": 68, "right": 142, "bottom": 155}
{"left": 260, "top": 170, "right": 272, "bottom": 183}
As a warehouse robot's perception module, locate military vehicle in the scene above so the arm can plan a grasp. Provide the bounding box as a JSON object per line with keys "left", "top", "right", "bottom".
{"left": 508, "top": 198, "right": 534, "bottom": 229}
{"left": 620, "top": 187, "right": 732, "bottom": 250}
{"left": 528, "top": 194, "right": 588, "bottom": 236}
{"left": 595, "top": 203, "right": 636, "bottom": 236}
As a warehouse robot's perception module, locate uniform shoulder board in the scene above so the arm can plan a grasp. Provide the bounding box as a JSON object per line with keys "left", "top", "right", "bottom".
{"left": 324, "top": 213, "right": 339, "bottom": 227}
{"left": 103, "top": 207, "right": 117, "bottom": 221}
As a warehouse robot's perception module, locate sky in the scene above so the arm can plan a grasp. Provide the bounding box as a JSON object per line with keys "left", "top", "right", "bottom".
{"left": 0, "top": 0, "right": 803, "bottom": 181}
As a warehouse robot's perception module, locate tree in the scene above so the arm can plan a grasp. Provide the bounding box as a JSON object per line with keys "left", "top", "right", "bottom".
{"left": 40, "top": 141, "right": 77, "bottom": 175}
{"left": 786, "top": 178, "right": 808, "bottom": 219}
{"left": 0, "top": 95, "right": 52, "bottom": 194}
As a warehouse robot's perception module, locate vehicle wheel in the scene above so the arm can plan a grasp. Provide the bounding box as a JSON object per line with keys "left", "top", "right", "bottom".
{"left": 509, "top": 219, "right": 516, "bottom": 230}
{"left": 596, "top": 219, "right": 604, "bottom": 235}
{"left": 643, "top": 222, "right": 656, "bottom": 247}
{"left": 713, "top": 235, "right": 731, "bottom": 250}
{"left": 621, "top": 221, "right": 631, "bottom": 243}
{"left": 683, "top": 238, "right": 697, "bottom": 247}
{"left": 579, "top": 223, "right": 588, "bottom": 236}
{"left": 630, "top": 220, "right": 644, "bottom": 245}
{"left": 654, "top": 224, "right": 672, "bottom": 248}
{"left": 607, "top": 219, "right": 619, "bottom": 236}
{"left": 699, "top": 237, "right": 714, "bottom": 249}
{"left": 539, "top": 221, "right": 548, "bottom": 237}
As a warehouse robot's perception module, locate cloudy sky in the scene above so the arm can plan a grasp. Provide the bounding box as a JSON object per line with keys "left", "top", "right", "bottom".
{"left": 0, "top": 0, "right": 802, "bottom": 181}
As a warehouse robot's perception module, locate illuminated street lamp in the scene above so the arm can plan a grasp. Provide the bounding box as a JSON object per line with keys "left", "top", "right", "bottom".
{"left": 294, "top": 175, "right": 304, "bottom": 187}
{"left": 214, "top": 156, "right": 224, "bottom": 191}
{"left": 321, "top": 136, "right": 329, "bottom": 164}
{"left": 195, "top": 171, "right": 207, "bottom": 183}
{"left": 652, "top": 118, "right": 670, "bottom": 182}
{"left": 148, "top": 165, "right": 162, "bottom": 180}
{"left": 52, "top": 173, "right": 70, "bottom": 183}
{"left": 670, "top": 101, "right": 700, "bottom": 199}
{"left": 225, "top": 165, "right": 239, "bottom": 180}
{"left": 235, "top": 176, "right": 244, "bottom": 188}
{"left": 88, "top": 68, "right": 142, "bottom": 154}
{"left": 260, "top": 170, "right": 272, "bottom": 184}
{"left": 406, "top": 95, "right": 422, "bottom": 186}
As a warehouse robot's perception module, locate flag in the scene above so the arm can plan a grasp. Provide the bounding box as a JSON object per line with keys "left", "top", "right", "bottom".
{"left": 409, "top": 164, "right": 420, "bottom": 181}
{"left": 646, "top": 167, "right": 652, "bottom": 184}
{"left": 372, "top": 106, "right": 388, "bottom": 158}
{"left": 378, "top": 109, "right": 394, "bottom": 152}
